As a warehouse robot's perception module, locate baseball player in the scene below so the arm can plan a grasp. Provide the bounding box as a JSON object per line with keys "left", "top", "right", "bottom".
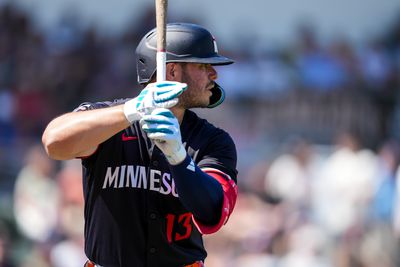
{"left": 42, "top": 23, "right": 238, "bottom": 267}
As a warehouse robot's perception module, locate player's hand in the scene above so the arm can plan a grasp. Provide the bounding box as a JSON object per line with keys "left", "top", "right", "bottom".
{"left": 140, "top": 108, "right": 186, "bottom": 165}
{"left": 123, "top": 81, "right": 187, "bottom": 123}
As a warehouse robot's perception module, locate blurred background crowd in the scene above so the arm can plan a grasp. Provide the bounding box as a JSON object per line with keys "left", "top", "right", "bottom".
{"left": 1, "top": 1, "right": 400, "bottom": 266}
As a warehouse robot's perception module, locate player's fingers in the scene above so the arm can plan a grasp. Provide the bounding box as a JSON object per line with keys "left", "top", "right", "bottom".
{"left": 154, "top": 81, "right": 187, "bottom": 92}
{"left": 142, "top": 124, "right": 173, "bottom": 134}
{"left": 154, "top": 98, "right": 179, "bottom": 109}
{"left": 141, "top": 108, "right": 175, "bottom": 124}
{"left": 150, "top": 108, "right": 175, "bottom": 118}
{"left": 146, "top": 132, "right": 170, "bottom": 140}
{"left": 140, "top": 115, "right": 174, "bottom": 125}
{"left": 153, "top": 82, "right": 187, "bottom": 103}
{"left": 142, "top": 123, "right": 175, "bottom": 134}
{"left": 141, "top": 123, "right": 173, "bottom": 134}
{"left": 153, "top": 90, "right": 181, "bottom": 103}
{"left": 141, "top": 108, "right": 177, "bottom": 136}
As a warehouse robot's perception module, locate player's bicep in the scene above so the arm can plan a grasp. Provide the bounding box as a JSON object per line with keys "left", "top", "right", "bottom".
{"left": 72, "top": 101, "right": 114, "bottom": 159}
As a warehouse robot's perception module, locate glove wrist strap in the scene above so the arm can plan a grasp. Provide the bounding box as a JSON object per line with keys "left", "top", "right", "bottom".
{"left": 166, "top": 144, "right": 187, "bottom": 165}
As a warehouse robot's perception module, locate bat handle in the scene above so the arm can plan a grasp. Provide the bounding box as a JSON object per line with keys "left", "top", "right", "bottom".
{"left": 157, "top": 51, "right": 166, "bottom": 82}
{"left": 155, "top": 0, "right": 168, "bottom": 144}
{"left": 155, "top": 0, "right": 168, "bottom": 82}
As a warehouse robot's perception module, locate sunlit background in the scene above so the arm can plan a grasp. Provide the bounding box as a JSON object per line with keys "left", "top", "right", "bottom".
{"left": 1, "top": 0, "right": 400, "bottom": 266}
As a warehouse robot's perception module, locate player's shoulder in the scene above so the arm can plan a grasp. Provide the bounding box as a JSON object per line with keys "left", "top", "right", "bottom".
{"left": 74, "top": 98, "right": 131, "bottom": 111}
{"left": 184, "top": 110, "right": 235, "bottom": 145}
{"left": 184, "top": 109, "right": 219, "bottom": 132}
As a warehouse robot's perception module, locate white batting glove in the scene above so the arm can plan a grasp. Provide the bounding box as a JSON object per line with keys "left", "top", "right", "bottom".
{"left": 140, "top": 108, "right": 186, "bottom": 165}
{"left": 123, "top": 81, "right": 187, "bottom": 123}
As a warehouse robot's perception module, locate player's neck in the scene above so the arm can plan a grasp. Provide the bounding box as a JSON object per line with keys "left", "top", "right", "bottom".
{"left": 170, "top": 107, "right": 185, "bottom": 124}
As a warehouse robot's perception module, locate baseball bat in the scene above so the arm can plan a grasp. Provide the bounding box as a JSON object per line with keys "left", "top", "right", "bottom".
{"left": 155, "top": 0, "right": 168, "bottom": 82}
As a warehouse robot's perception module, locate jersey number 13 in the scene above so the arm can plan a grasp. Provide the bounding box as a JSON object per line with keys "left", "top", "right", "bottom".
{"left": 166, "top": 213, "right": 192, "bottom": 243}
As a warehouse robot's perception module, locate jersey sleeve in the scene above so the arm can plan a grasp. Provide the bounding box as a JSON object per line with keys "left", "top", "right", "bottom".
{"left": 194, "top": 130, "right": 238, "bottom": 234}
{"left": 197, "top": 130, "right": 238, "bottom": 182}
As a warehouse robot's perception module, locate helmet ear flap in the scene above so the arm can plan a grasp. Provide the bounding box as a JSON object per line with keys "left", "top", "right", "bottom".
{"left": 208, "top": 83, "right": 225, "bottom": 108}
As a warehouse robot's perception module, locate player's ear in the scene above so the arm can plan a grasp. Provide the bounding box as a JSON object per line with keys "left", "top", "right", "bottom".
{"left": 166, "top": 63, "right": 180, "bottom": 81}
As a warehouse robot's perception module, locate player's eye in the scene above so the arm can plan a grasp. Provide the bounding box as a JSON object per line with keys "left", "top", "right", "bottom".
{"left": 199, "top": 64, "right": 209, "bottom": 70}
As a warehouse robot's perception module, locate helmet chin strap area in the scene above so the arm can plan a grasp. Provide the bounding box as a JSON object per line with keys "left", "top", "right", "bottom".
{"left": 207, "top": 83, "right": 225, "bottom": 108}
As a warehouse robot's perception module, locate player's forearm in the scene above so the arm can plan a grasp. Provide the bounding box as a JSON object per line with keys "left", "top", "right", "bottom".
{"left": 169, "top": 155, "right": 224, "bottom": 224}
{"left": 42, "top": 105, "right": 130, "bottom": 160}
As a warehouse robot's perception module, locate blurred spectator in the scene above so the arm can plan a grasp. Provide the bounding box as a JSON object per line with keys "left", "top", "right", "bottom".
{"left": 44, "top": 12, "right": 85, "bottom": 56}
{"left": 0, "top": 89, "right": 16, "bottom": 146}
{"left": 0, "top": 220, "right": 14, "bottom": 267}
{"left": 358, "top": 225, "right": 398, "bottom": 267}
{"left": 13, "top": 144, "right": 59, "bottom": 243}
{"left": 312, "top": 131, "right": 377, "bottom": 237}
{"left": 204, "top": 192, "right": 283, "bottom": 267}
{"left": 279, "top": 223, "right": 331, "bottom": 267}
{"left": 254, "top": 50, "right": 296, "bottom": 99}
{"left": 294, "top": 23, "right": 350, "bottom": 91}
{"left": 216, "top": 51, "right": 257, "bottom": 100}
{"left": 49, "top": 160, "right": 85, "bottom": 267}
{"left": 358, "top": 40, "right": 393, "bottom": 89}
{"left": 370, "top": 140, "right": 400, "bottom": 223}
{"left": 392, "top": 159, "right": 400, "bottom": 238}
{"left": 264, "top": 137, "right": 322, "bottom": 210}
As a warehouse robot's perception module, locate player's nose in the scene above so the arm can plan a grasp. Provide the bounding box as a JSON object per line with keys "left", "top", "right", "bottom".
{"left": 207, "top": 65, "right": 218, "bottom": 81}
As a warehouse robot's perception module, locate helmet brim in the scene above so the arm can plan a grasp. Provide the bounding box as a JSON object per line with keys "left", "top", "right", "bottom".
{"left": 167, "top": 55, "right": 234, "bottom": 66}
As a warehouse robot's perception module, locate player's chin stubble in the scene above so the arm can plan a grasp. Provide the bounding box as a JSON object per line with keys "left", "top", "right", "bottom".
{"left": 178, "top": 71, "right": 210, "bottom": 109}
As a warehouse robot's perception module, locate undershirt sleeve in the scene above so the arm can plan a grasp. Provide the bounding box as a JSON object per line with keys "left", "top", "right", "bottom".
{"left": 168, "top": 155, "right": 238, "bottom": 234}
{"left": 168, "top": 155, "right": 223, "bottom": 224}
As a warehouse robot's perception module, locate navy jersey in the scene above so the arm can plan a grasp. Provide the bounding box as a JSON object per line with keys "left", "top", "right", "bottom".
{"left": 76, "top": 99, "right": 238, "bottom": 267}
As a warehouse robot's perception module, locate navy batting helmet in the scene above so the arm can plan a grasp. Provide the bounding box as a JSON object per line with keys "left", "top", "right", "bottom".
{"left": 136, "top": 23, "right": 234, "bottom": 108}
